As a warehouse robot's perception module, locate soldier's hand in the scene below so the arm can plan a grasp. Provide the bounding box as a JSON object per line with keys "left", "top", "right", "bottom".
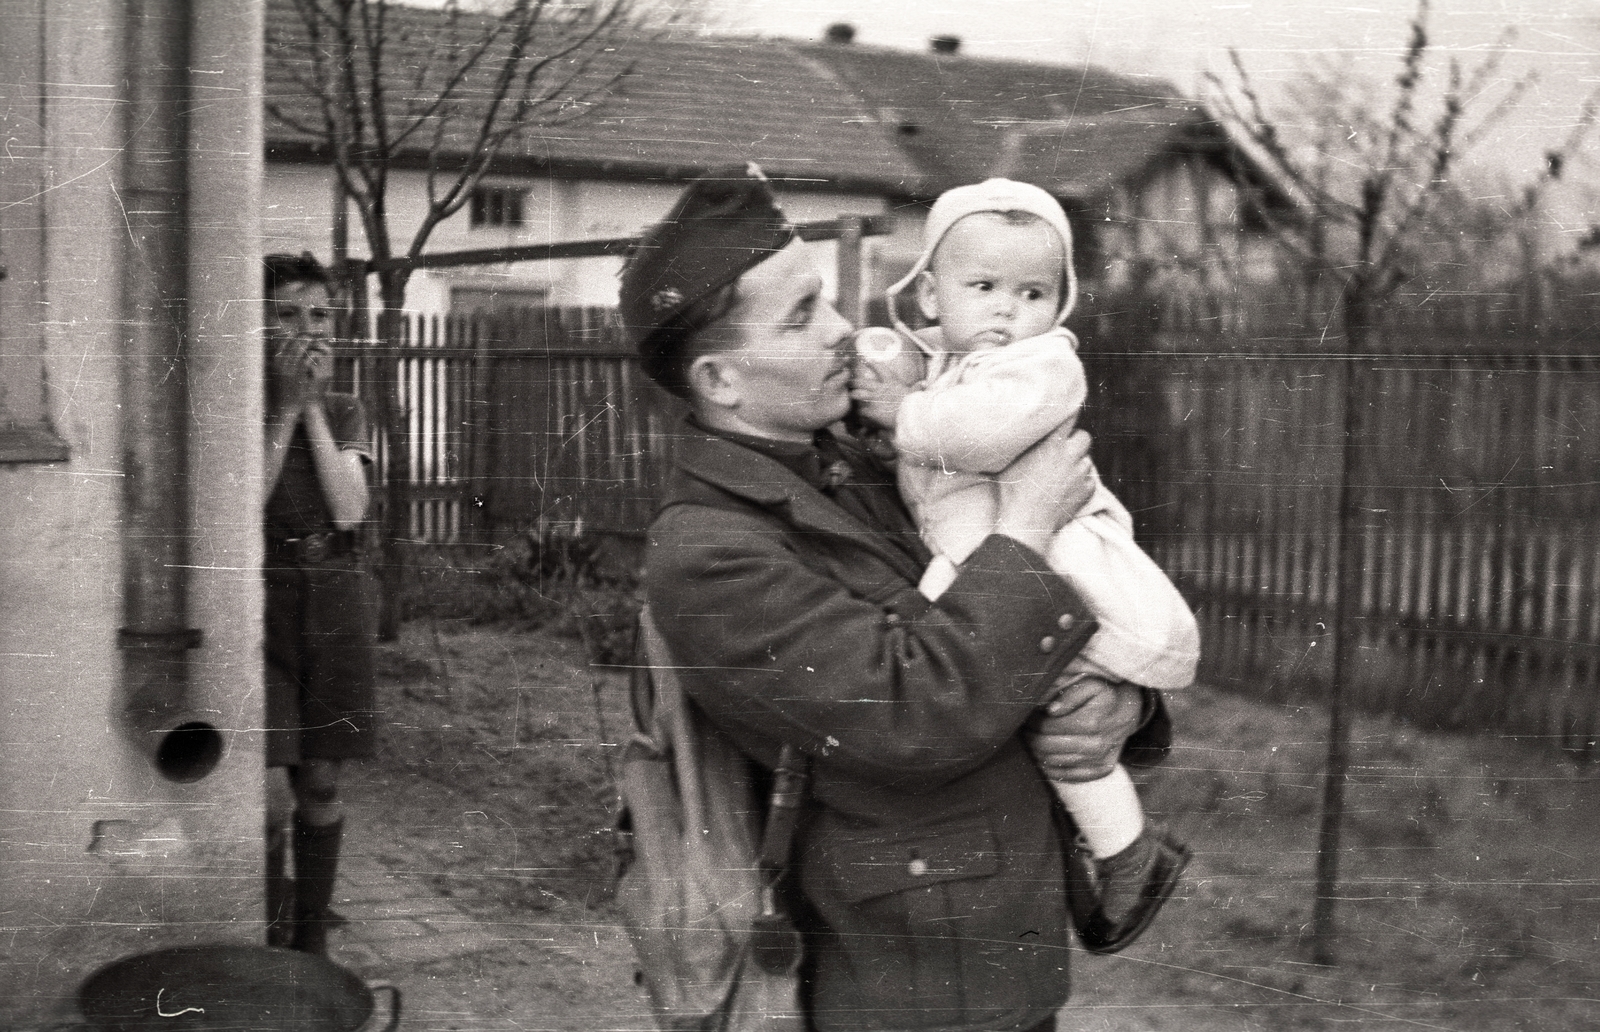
{"left": 1025, "top": 676, "right": 1144, "bottom": 783}
{"left": 993, "top": 427, "right": 1094, "bottom": 553}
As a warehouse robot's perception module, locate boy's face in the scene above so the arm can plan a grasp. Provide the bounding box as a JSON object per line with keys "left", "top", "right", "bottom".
{"left": 266, "top": 280, "right": 334, "bottom": 344}
{"left": 265, "top": 279, "right": 335, "bottom": 393}
{"left": 916, "top": 213, "right": 1065, "bottom": 353}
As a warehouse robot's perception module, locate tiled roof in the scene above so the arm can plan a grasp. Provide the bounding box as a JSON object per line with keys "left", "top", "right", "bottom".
{"left": 793, "top": 40, "right": 1207, "bottom": 199}
{"left": 264, "top": 0, "right": 921, "bottom": 192}
{"left": 263, "top": 1, "right": 1236, "bottom": 200}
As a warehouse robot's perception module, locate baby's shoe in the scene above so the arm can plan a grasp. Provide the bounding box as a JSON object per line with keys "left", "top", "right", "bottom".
{"left": 1068, "top": 826, "right": 1191, "bottom": 954}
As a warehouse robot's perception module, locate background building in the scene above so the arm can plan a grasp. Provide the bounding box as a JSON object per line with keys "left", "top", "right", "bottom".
{"left": 261, "top": 1, "right": 1287, "bottom": 320}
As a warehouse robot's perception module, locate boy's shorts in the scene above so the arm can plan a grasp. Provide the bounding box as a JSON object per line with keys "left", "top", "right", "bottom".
{"left": 264, "top": 560, "right": 380, "bottom": 767}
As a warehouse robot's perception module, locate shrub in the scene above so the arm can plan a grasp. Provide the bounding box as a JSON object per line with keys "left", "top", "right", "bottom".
{"left": 469, "top": 523, "right": 642, "bottom": 666}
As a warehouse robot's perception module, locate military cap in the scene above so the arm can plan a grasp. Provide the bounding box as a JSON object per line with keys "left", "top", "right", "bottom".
{"left": 619, "top": 163, "right": 796, "bottom": 388}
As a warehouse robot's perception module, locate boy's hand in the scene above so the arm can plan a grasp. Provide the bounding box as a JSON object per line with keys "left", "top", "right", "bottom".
{"left": 272, "top": 337, "right": 333, "bottom": 411}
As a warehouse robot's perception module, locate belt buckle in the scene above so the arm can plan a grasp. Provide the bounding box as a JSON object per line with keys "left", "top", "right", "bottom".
{"left": 299, "top": 533, "right": 332, "bottom": 563}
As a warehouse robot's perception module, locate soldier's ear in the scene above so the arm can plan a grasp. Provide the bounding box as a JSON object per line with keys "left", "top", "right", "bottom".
{"left": 915, "top": 270, "right": 940, "bottom": 323}
{"left": 687, "top": 352, "right": 742, "bottom": 411}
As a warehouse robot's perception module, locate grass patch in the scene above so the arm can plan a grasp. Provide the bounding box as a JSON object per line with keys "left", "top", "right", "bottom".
{"left": 1099, "top": 685, "right": 1600, "bottom": 1029}
{"left": 372, "top": 618, "right": 631, "bottom": 916}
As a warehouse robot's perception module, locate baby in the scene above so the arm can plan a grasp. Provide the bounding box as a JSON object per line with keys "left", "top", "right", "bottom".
{"left": 851, "top": 178, "right": 1196, "bottom": 951}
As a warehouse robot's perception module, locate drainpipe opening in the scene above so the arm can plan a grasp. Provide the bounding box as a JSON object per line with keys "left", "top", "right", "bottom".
{"left": 154, "top": 722, "right": 225, "bottom": 783}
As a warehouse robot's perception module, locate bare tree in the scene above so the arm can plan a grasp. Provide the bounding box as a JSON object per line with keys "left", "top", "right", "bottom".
{"left": 266, "top": 0, "right": 640, "bottom": 636}
{"left": 268, "top": 0, "right": 642, "bottom": 309}
{"left": 1205, "top": 0, "right": 1596, "bottom": 964}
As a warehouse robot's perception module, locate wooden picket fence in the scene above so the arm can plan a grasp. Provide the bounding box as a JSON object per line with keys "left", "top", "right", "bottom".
{"left": 361, "top": 306, "right": 677, "bottom": 545}
{"left": 1081, "top": 292, "right": 1600, "bottom": 753}
{"left": 357, "top": 292, "right": 1600, "bottom": 753}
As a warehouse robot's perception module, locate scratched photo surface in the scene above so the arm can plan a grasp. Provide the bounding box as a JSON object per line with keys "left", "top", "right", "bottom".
{"left": 3, "top": 0, "right": 1598, "bottom": 1028}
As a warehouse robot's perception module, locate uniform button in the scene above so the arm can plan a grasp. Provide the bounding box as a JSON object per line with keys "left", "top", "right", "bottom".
{"left": 1039, "top": 635, "right": 1057, "bottom": 653}
{"left": 1057, "top": 613, "right": 1076, "bottom": 632}
{"left": 907, "top": 858, "right": 929, "bottom": 877}
{"left": 885, "top": 612, "right": 902, "bottom": 626}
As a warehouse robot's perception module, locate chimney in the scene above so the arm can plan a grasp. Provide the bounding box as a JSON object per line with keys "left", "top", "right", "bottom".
{"left": 825, "top": 23, "right": 856, "bottom": 44}
{"left": 929, "top": 34, "right": 961, "bottom": 55}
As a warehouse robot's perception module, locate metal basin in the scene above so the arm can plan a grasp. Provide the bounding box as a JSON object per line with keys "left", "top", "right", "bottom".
{"left": 77, "top": 944, "right": 400, "bottom": 1032}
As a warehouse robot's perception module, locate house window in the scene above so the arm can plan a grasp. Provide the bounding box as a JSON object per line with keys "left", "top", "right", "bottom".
{"left": 469, "top": 186, "right": 527, "bottom": 228}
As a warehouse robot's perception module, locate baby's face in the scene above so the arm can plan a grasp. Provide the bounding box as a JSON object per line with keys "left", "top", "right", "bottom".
{"left": 917, "top": 213, "right": 1065, "bottom": 353}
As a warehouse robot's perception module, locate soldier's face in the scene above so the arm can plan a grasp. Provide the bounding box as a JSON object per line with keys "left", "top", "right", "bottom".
{"left": 692, "top": 241, "right": 855, "bottom": 443}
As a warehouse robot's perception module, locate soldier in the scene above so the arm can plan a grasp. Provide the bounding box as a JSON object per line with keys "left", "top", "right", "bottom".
{"left": 619, "top": 166, "right": 1173, "bottom": 1032}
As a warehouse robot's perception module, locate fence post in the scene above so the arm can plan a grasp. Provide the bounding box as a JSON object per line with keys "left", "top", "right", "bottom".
{"left": 467, "top": 312, "right": 492, "bottom": 545}
{"left": 372, "top": 305, "right": 410, "bottom": 641}
{"left": 835, "top": 215, "right": 866, "bottom": 327}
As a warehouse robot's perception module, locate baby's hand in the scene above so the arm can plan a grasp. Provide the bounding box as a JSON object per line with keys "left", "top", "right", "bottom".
{"left": 853, "top": 328, "right": 925, "bottom": 386}
{"left": 849, "top": 374, "right": 913, "bottom": 430}
{"left": 849, "top": 328, "right": 924, "bottom": 430}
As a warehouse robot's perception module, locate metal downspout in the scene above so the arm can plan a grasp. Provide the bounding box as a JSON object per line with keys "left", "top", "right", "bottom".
{"left": 117, "top": 0, "right": 221, "bottom": 781}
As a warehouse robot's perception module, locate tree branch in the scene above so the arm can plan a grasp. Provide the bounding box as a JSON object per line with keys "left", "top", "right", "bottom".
{"left": 409, "top": 0, "right": 633, "bottom": 257}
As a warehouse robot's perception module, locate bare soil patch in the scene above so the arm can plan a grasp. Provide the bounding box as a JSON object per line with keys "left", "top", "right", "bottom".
{"left": 362, "top": 617, "right": 1600, "bottom": 1030}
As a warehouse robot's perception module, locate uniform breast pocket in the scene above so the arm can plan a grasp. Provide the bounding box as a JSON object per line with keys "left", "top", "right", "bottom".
{"left": 806, "top": 817, "right": 1032, "bottom": 1030}
{"left": 828, "top": 818, "right": 1002, "bottom": 904}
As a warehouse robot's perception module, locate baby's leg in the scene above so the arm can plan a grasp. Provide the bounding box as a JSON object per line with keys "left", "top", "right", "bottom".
{"left": 1052, "top": 763, "right": 1143, "bottom": 858}
{"left": 1042, "top": 662, "right": 1145, "bottom": 856}
{"left": 1043, "top": 665, "right": 1191, "bottom": 953}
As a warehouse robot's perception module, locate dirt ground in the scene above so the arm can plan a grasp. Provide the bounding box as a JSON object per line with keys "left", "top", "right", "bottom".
{"left": 356, "top": 616, "right": 1600, "bottom": 1031}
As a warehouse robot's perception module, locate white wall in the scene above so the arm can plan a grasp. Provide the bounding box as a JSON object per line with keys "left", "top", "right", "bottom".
{"left": 263, "top": 162, "right": 892, "bottom": 315}
{"left": 0, "top": 3, "right": 265, "bottom": 1023}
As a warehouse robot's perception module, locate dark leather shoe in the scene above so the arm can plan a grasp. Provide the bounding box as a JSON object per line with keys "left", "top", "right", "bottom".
{"left": 1066, "top": 826, "right": 1191, "bottom": 955}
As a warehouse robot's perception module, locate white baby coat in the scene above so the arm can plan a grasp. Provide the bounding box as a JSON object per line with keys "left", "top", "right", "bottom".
{"left": 895, "top": 327, "right": 1199, "bottom": 690}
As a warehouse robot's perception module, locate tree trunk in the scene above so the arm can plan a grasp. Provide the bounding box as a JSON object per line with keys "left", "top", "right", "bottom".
{"left": 372, "top": 274, "right": 411, "bottom": 641}
{"left": 1309, "top": 283, "right": 1375, "bottom": 964}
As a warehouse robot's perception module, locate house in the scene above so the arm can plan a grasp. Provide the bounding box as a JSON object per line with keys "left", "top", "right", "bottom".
{"left": 261, "top": 0, "right": 920, "bottom": 316}
{"left": 795, "top": 29, "right": 1292, "bottom": 307}
{"left": 260, "top": 2, "right": 1289, "bottom": 319}
{"left": 257, "top": 3, "right": 1294, "bottom": 547}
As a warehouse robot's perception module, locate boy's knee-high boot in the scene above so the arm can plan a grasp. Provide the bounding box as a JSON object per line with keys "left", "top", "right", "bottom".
{"left": 265, "top": 831, "right": 294, "bottom": 949}
{"left": 290, "top": 815, "right": 344, "bottom": 955}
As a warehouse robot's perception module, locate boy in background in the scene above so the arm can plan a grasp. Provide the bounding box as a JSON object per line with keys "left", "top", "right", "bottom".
{"left": 851, "top": 179, "right": 1195, "bottom": 949}
{"left": 262, "top": 253, "right": 379, "bottom": 954}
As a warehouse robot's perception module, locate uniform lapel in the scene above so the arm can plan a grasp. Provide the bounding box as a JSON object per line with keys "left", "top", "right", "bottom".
{"left": 671, "top": 430, "right": 927, "bottom": 585}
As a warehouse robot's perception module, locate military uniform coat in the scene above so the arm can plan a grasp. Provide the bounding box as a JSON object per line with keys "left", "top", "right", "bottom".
{"left": 644, "top": 425, "right": 1170, "bottom": 1032}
